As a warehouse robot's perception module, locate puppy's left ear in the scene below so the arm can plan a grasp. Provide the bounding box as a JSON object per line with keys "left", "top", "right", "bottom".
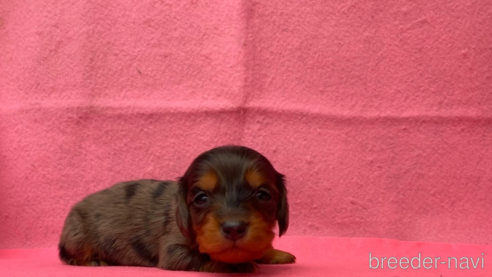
{"left": 175, "top": 179, "right": 192, "bottom": 240}
{"left": 276, "top": 173, "right": 289, "bottom": 236}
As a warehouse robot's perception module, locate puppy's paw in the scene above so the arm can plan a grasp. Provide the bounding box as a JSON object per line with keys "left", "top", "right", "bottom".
{"left": 256, "top": 248, "right": 296, "bottom": 264}
{"left": 202, "top": 261, "right": 258, "bottom": 273}
{"left": 225, "top": 261, "right": 258, "bottom": 273}
{"left": 89, "top": 259, "right": 108, "bottom": 266}
{"left": 65, "top": 259, "right": 108, "bottom": 266}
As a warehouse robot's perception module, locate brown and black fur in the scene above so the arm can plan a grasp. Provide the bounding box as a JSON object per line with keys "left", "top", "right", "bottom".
{"left": 59, "top": 145, "right": 295, "bottom": 273}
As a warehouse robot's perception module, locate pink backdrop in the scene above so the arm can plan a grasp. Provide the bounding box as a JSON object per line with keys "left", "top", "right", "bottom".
{"left": 1, "top": 0, "right": 492, "bottom": 252}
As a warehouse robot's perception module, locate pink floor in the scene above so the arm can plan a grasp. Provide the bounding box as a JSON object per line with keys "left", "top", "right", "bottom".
{"left": 2, "top": 237, "right": 492, "bottom": 277}
{"left": 1, "top": 0, "right": 492, "bottom": 276}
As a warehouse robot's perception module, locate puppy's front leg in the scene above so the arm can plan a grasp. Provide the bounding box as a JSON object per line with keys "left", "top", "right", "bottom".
{"left": 256, "top": 248, "right": 296, "bottom": 264}
{"left": 160, "top": 243, "right": 257, "bottom": 273}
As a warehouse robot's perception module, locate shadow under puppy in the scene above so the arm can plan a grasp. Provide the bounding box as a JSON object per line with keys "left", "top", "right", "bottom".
{"left": 59, "top": 145, "right": 295, "bottom": 272}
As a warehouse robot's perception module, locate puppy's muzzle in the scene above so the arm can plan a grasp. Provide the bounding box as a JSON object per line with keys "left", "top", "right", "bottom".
{"left": 221, "top": 221, "right": 248, "bottom": 241}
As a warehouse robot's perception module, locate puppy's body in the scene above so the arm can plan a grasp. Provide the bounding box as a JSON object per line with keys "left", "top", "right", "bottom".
{"left": 60, "top": 180, "right": 187, "bottom": 268}
{"left": 59, "top": 146, "right": 295, "bottom": 272}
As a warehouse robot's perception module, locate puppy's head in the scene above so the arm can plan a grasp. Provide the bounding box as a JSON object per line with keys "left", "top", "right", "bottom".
{"left": 176, "top": 145, "right": 289, "bottom": 264}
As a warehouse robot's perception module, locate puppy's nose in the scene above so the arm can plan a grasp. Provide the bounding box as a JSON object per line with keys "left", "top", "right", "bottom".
{"left": 221, "top": 221, "right": 248, "bottom": 241}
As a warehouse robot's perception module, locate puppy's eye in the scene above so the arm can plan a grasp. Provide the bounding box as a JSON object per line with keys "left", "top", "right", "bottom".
{"left": 256, "top": 190, "right": 271, "bottom": 201}
{"left": 193, "top": 193, "right": 209, "bottom": 207}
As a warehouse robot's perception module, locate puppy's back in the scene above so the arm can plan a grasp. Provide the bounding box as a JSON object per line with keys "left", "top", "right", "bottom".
{"left": 59, "top": 179, "right": 179, "bottom": 266}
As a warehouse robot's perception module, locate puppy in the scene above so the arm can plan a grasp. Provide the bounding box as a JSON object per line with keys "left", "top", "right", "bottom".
{"left": 59, "top": 145, "right": 295, "bottom": 272}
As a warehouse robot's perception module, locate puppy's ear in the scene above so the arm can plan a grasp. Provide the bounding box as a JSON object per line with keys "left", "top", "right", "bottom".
{"left": 175, "top": 179, "right": 192, "bottom": 240}
{"left": 276, "top": 173, "right": 289, "bottom": 237}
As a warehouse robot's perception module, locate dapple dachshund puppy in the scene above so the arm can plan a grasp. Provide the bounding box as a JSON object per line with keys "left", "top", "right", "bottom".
{"left": 59, "top": 145, "right": 295, "bottom": 272}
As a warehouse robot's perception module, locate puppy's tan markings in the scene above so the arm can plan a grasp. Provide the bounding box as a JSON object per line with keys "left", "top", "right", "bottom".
{"left": 196, "top": 171, "right": 218, "bottom": 192}
{"left": 245, "top": 169, "right": 266, "bottom": 189}
{"left": 194, "top": 212, "right": 268, "bottom": 264}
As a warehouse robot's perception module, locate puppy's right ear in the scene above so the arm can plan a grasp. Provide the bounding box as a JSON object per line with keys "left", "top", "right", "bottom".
{"left": 175, "top": 179, "right": 192, "bottom": 240}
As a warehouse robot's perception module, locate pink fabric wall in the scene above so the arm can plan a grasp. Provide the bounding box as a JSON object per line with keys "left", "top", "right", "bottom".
{"left": 1, "top": 0, "right": 491, "bottom": 249}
